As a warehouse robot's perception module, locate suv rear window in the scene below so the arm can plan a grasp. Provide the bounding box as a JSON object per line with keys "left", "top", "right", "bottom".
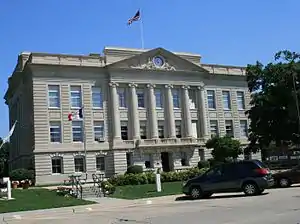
{"left": 252, "top": 160, "right": 268, "bottom": 168}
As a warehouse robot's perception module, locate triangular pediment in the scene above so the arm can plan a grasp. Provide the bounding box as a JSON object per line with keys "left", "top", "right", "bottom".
{"left": 106, "top": 48, "right": 209, "bottom": 73}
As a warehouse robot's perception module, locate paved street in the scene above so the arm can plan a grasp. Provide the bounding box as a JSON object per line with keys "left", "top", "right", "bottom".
{"left": 2, "top": 186, "right": 300, "bottom": 224}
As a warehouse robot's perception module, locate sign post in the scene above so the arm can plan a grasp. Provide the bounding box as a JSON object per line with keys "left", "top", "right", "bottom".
{"left": 2, "top": 177, "right": 12, "bottom": 200}
{"left": 155, "top": 168, "right": 162, "bottom": 192}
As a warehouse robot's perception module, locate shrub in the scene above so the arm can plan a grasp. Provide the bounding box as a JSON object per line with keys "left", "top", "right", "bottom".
{"left": 10, "top": 169, "right": 34, "bottom": 181}
{"left": 101, "top": 181, "right": 116, "bottom": 195}
{"left": 107, "top": 167, "right": 208, "bottom": 187}
{"left": 126, "top": 165, "right": 143, "bottom": 174}
{"left": 198, "top": 160, "right": 210, "bottom": 169}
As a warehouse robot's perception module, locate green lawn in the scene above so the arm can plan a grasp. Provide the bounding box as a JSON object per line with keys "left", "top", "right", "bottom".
{"left": 111, "top": 181, "right": 183, "bottom": 199}
{"left": 0, "top": 188, "right": 95, "bottom": 214}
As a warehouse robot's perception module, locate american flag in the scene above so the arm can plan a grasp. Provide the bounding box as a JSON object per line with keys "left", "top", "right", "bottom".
{"left": 127, "top": 10, "right": 140, "bottom": 25}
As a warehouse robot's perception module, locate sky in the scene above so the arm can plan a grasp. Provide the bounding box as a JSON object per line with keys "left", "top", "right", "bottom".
{"left": 0, "top": 0, "right": 299, "bottom": 137}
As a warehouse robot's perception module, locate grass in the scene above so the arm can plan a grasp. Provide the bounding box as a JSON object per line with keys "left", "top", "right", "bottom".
{"left": 111, "top": 181, "right": 183, "bottom": 199}
{"left": 0, "top": 188, "right": 96, "bottom": 214}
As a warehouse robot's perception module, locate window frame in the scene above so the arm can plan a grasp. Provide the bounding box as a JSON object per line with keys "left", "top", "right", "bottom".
{"left": 222, "top": 90, "right": 231, "bottom": 110}
{"left": 72, "top": 121, "right": 83, "bottom": 142}
{"left": 70, "top": 86, "right": 82, "bottom": 109}
{"left": 136, "top": 88, "right": 145, "bottom": 108}
{"left": 225, "top": 120, "right": 234, "bottom": 137}
{"left": 155, "top": 89, "right": 163, "bottom": 108}
{"left": 96, "top": 156, "right": 105, "bottom": 172}
{"left": 118, "top": 87, "right": 127, "bottom": 108}
{"left": 210, "top": 120, "right": 219, "bottom": 137}
{"left": 237, "top": 91, "right": 246, "bottom": 110}
{"left": 51, "top": 157, "right": 63, "bottom": 174}
{"left": 93, "top": 121, "right": 105, "bottom": 142}
{"left": 207, "top": 90, "right": 216, "bottom": 109}
{"left": 240, "top": 120, "right": 248, "bottom": 138}
{"left": 172, "top": 89, "right": 180, "bottom": 109}
{"left": 48, "top": 85, "right": 60, "bottom": 108}
{"left": 92, "top": 86, "right": 103, "bottom": 108}
{"left": 74, "top": 156, "right": 86, "bottom": 173}
{"left": 49, "top": 121, "right": 62, "bottom": 143}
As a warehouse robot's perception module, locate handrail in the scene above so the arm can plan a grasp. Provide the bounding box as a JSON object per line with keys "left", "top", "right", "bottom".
{"left": 69, "top": 175, "right": 83, "bottom": 199}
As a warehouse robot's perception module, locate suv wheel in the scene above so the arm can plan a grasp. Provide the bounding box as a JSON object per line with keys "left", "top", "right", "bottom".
{"left": 279, "top": 178, "right": 290, "bottom": 188}
{"left": 242, "top": 182, "right": 258, "bottom": 196}
{"left": 190, "top": 187, "right": 202, "bottom": 199}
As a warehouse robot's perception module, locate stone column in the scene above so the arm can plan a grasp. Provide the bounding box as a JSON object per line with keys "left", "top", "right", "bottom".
{"left": 128, "top": 83, "right": 140, "bottom": 139}
{"left": 165, "top": 84, "right": 176, "bottom": 138}
{"left": 109, "top": 82, "right": 121, "bottom": 140}
{"left": 147, "top": 84, "right": 158, "bottom": 138}
{"left": 197, "top": 85, "right": 208, "bottom": 138}
{"left": 182, "top": 85, "right": 193, "bottom": 137}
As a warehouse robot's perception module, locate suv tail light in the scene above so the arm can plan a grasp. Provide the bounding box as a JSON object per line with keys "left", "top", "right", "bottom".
{"left": 255, "top": 168, "right": 269, "bottom": 175}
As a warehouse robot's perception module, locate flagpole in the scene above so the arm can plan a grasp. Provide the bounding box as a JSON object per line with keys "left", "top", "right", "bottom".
{"left": 82, "top": 106, "right": 87, "bottom": 174}
{"left": 139, "top": 8, "right": 145, "bottom": 49}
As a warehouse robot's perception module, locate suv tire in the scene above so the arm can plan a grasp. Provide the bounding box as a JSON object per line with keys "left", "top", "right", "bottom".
{"left": 190, "top": 186, "right": 202, "bottom": 199}
{"left": 242, "top": 182, "right": 259, "bottom": 196}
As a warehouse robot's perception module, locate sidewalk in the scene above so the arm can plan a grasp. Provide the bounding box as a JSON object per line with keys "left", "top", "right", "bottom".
{"left": 0, "top": 195, "right": 182, "bottom": 222}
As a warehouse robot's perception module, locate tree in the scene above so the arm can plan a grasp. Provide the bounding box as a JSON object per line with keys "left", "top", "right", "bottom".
{"left": 0, "top": 138, "right": 10, "bottom": 177}
{"left": 205, "top": 136, "right": 243, "bottom": 162}
{"left": 246, "top": 51, "right": 300, "bottom": 154}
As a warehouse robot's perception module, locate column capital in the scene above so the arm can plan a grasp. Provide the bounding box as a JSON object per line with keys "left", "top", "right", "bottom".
{"left": 147, "top": 83, "right": 156, "bottom": 89}
{"left": 109, "top": 82, "right": 119, "bottom": 87}
{"left": 181, "top": 85, "right": 190, "bottom": 90}
{"left": 197, "top": 85, "right": 205, "bottom": 91}
{"left": 165, "top": 84, "right": 173, "bottom": 89}
{"left": 128, "top": 83, "right": 138, "bottom": 88}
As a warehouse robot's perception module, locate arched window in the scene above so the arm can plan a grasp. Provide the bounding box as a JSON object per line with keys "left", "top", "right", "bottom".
{"left": 74, "top": 155, "right": 85, "bottom": 173}
{"left": 51, "top": 157, "right": 63, "bottom": 174}
{"left": 96, "top": 155, "right": 105, "bottom": 172}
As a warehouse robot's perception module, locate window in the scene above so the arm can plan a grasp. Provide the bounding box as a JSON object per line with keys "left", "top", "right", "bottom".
{"left": 72, "top": 121, "right": 83, "bottom": 142}
{"left": 175, "top": 123, "right": 181, "bottom": 138}
{"left": 92, "top": 87, "right": 103, "bottom": 108}
{"left": 172, "top": 89, "right": 180, "bottom": 108}
{"left": 158, "top": 125, "right": 164, "bottom": 138}
{"left": 121, "top": 125, "right": 128, "bottom": 140}
{"left": 137, "top": 89, "right": 145, "bottom": 108}
{"left": 180, "top": 152, "right": 189, "bottom": 166}
{"left": 225, "top": 120, "right": 234, "bottom": 137}
{"left": 74, "top": 156, "right": 85, "bottom": 172}
{"left": 70, "top": 86, "right": 82, "bottom": 108}
{"left": 118, "top": 88, "right": 126, "bottom": 108}
{"left": 140, "top": 123, "right": 147, "bottom": 139}
{"left": 237, "top": 91, "right": 245, "bottom": 110}
{"left": 155, "top": 89, "right": 163, "bottom": 108}
{"left": 51, "top": 157, "right": 63, "bottom": 174}
{"left": 94, "top": 121, "right": 104, "bottom": 142}
{"left": 48, "top": 85, "right": 60, "bottom": 108}
{"left": 192, "top": 121, "right": 198, "bottom": 138}
{"left": 49, "top": 121, "right": 61, "bottom": 143}
{"left": 240, "top": 120, "right": 248, "bottom": 137}
{"left": 144, "top": 154, "right": 153, "bottom": 168}
{"left": 207, "top": 90, "right": 216, "bottom": 109}
{"left": 96, "top": 156, "right": 105, "bottom": 171}
{"left": 188, "top": 89, "right": 197, "bottom": 109}
{"left": 222, "top": 91, "right": 231, "bottom": 110}
{"left": 210, "top": 120, "right": 219, "bottom": 137}
{"left": 126, "top": 152, "right": 133, "bottom": 167}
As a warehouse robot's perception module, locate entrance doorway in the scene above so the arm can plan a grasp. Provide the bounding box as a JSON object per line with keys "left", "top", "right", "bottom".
{"left": 161, "top": 152, "right": 171, "bottom": 172}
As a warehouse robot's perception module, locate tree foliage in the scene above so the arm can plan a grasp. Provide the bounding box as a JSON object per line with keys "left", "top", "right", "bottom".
{"left": 205, "top": 136, "right": 243, "bottom": 162}
{"left": 0, "top": 138, "right": 10, "bottom": 177}
{"left": 246, "top": 50, "right": 300, "bottom": 153}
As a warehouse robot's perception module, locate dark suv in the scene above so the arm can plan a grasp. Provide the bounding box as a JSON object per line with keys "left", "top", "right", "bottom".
{"left": 182, "top": 160, "right": 274, "bottom": 199}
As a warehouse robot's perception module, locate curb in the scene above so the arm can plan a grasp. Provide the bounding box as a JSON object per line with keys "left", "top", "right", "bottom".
{"left": 0, "top": 201, "right": 156, "bottom": 222}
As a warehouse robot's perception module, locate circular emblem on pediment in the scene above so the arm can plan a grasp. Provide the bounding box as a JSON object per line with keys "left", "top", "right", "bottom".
{"left": 153, "top": 56, "right": 165, "bottom": 67}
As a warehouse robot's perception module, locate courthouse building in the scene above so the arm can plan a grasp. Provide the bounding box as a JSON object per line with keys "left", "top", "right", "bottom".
{"left": 4, "top": 47, "right": 255, "bottom": 184}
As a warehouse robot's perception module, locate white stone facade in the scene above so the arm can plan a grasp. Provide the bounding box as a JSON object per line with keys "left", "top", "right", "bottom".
{"left": 4, "top": 47, "right": 257, "bottom": 185}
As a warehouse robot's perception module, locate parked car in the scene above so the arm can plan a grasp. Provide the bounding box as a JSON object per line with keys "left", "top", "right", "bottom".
{"left": 182, "top": 160, "right": 274, "bottom": 199}
{"left": 272, "top": 165, "right": 300, "bottom": 187}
